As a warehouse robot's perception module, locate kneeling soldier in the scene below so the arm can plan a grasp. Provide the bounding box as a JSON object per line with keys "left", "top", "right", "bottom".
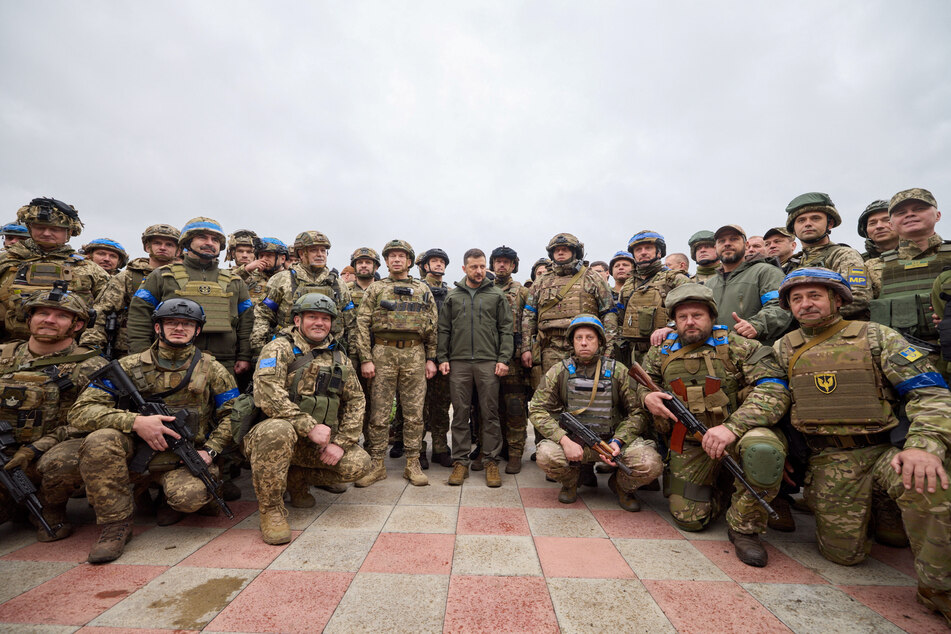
{"left": 530, "top": 314, "right": 663, "bottom": 511}
{"left": 244, "top": 294, "right": 371, "bottom": 545}
{"left": 638, "top": 284, "right": 790, "bottom": 567}
{"left": 70, "top": 298, "right": 238, "bottom": 563}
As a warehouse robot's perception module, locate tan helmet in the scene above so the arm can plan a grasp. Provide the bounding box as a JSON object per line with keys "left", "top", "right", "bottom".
{"left": 350, "top": 247, "right": 381, "bottom": 268}
{"left": 665, "top": 283, "right": 718, "bottom": 319}
{"left": 293, "top": 231, "right": 332, "bottom": 256}
{"left": 546, "top": 233, "right": 584, "bottom": 260}
{"left": 141, "top": 224, "right": 181, "bottom": 250}
{"left": 17, "top": 197, "right": 84, "bottom": 237}
{"left": 382, "top": 239, "right": 415, "bottom": 263}
{"left": 226, "top": 229, "right": 259, "bottom": 261}
{"left": 179, "top": 217, "right": 226, "bottom": 250}
{"left": 784, "top": 192, "right": 842, "bottom": 233}
{"left": 19, "top": 283, "right": 93, "bottom": 333}
{"left": 81, "top": 238, "right": 129, "bottom": 269}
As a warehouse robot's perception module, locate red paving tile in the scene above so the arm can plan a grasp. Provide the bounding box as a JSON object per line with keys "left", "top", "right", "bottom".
{"left": 518, "top": 487, "right": 585, "bottom": 509}
{"left": 643, "top": 579, "right": 792, "bottom": 633}
{"left": 840, "top": 585, "right": 949, "bottom": 634}
{"left": 179, "top": 528, "right": 299, "bottom": 568}
{"left": 445, "top": 575, "right": 558, "bottom": 634}
{"left": 457, "top": 507, "right": 530, "bottom": 535}
{"left": 870, "top": 543, "right": 917, "bottom": 578}
{"left": 175, "top": 500, "right": 258, "bottom": 529}
{"left": 0, "top": 564, "right": 166, "bottom": 625}
{"left": 534, "top": 536, "right": 634, "bottom": 579}
{"left": 359, "top": 532, "right": 454, "bottom": 575}
{"left": 1, "top": 524, "right": 152, "bottom": 563}
{"left": 691, "top": 540, "right": 827, "bottom": 584}
{"left": 77, "top": 628, "right": 199, "bottom": 633}
{"left": 591, "top": 508, "right": 684, "bottom": 539}
{"left": 208, "top": 570, "right": 354, "bottom": 633}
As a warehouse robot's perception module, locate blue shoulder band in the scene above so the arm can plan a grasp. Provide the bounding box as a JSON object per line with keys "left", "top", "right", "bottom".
{"left": 215, "top": 387, "right": 240, "bottom": 407}
{"left": 237, "top": 299, "right": 253, "bottom": 315}
{"left": 760, "top": 290, "right": 779, "bottom": 304}
{"left": 895, "top": 372, "right": 948, "bottom": 396}
{"left": 524, "top": 304, "right": 537, "bottom": 314}
{"left": 754, "top": 377, "right": 788, "bottom": 389}
{"left": 343, "top": 301, "right": 355, "bottom": 311}
{"left": 262, "top": 298, "right": 279, "bottom": 312}
{"left": 133, "top": 288, "right": 158, "bottom": 307}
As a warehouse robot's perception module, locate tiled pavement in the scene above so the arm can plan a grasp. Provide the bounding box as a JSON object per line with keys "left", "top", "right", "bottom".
{"left": 0, "top": 448, "right": 946, "bottom": 633}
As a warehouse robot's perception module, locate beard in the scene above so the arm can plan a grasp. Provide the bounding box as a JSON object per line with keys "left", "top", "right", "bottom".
{"left": 719, "top": 250, "right": 743, "bottom": 264}
{"left": 680, "top": 329, "right": 709, "bottom": 344}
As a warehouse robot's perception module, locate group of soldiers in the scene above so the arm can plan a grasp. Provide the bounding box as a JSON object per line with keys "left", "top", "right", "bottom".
{"left": 0, "top": 188, "right": 948, "bottom": 623}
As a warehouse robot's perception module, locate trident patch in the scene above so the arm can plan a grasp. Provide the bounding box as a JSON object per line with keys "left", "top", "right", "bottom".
{"left": 814, "top": 373, "right": 837, "bottom": 394}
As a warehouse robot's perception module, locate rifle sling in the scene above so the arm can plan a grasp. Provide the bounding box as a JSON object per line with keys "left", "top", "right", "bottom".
{"left": 537, "top": 266, "right": 587, "bottom": 319}
{"left": 16, "top": 347, "right": 102, "bottom": 371}
{"left": 568, "top": 356, "right": 602, "bottom": 416}
{"left": 787, "top": 319, "right": 851, "bottom": 377}
{"left": 659, "top": 341, "right": 705, "bottom": 375}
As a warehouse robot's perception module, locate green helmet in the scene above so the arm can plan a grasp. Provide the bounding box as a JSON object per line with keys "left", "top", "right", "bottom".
{"left": 141, "top": 224, "right": 181, "bottom": 251}
{"left": 665, "top": 283, "right": 718, "bottom": 319}
{"left": 530, "top": 257, "right": 552, "bottom": 281}
{"left": 785, "top": 192, "right": 842, "bottom": 233}
{"left": 350, "top": 246, "right": 381, "bottom": 268}
{"left": 382, "top": 239, "right": 416, "bottom": 263}
{"left": 20, "top": 283, "right": 92, "bottom": 331}
{"left": 293, "top": 230, "right": 331, "bottom": 255}
{"left": 856, "top": 199, "right": 889, "bottom": 239}
{"left": 179, "top": 217, "right": 226, "bottom": 250}
{"left": 546, "top": 233, "right": 584, "bottom": 260}
{"left": 226, "top": 229, "right": 259, "bottom": 261}
{"left": 687, "top": 230, "right": 716, "bottom": 261}
{"left": 81, "top": 238, "right": 129, "bottom": 269}
{"left": 17, "top": 197, "right": 84, "bottom": 237}
{"left": 566, "top": 313, "right": 605, "bottom": 345}
{"left": 291, "top": 293, "right": 338, "bottom": 318}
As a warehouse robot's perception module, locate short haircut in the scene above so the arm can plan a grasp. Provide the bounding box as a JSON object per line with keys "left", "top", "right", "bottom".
{"left": 463, "top": 248, "right": 485, "bottom": 263}
{"left": 665, "top": 253, "right": 689, "bottom": 268}
{"left": 590, "top": 260, "right": 609, "bottom": 270}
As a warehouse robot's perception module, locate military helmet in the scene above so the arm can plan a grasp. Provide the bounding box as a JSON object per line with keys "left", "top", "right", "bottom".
{"left": 382, "top": 239, "right": 415, "bottom": 263}
{"left": 566, "top": 314, "right": 606, "bottom": 345}
{"left": 609, "top": 250, "right": 635, "bottom": 271}
{"left": 350, "top": 246, "right": 381, "bottom": 268}
{"left": 856, "top": 200, "right": 889, "bottom": 239}
{"left": 784, "top": 192, "right": 842, "bottom": 233}
{"left": 226, "top": 230, "right": 260, "bottom": 261}
{"left": 82, "top": 238, "right": 129, "bottom": 269}
{"left": 627, "top": 231, "right": 667, "bottom": 258}
{"left": 489, "top": 245, "right": 519, "bottom": 274}
{"left": 665, "top": 283, "right": 718, "bottom": 319}
{"left": 418, "top": 248, "right": 450, "bottom": 270}
{"left": 179, "top": 217, "right": 226, "bottom": 250}
{"left": 778, "top": 267, "right": 853, "bottom": 309}
{"left": 141, "top": 224, "right": 181, "bottom": 250}
{"left": 17, "top": 197, "right": 84, "bottom": 237}
{"left": 21, "top": 283, "right": 92, "bottom": 330}
{"left": 293, "top": 231, "right": 332, "bottom": 254}
{"left": 255, "top": 237, "right": 288, "bottom": 256}
{"left": 546, "top": 233, "right": 584, "bottom": 261}
{"left": 1, "top": 222, "right": 29, "bottom": 238}
{"left": 152, "top": 298, "right": 207, "bottom": 325}
{"left": 530, "top": 257, "right": 552, "bottom": 281}
{"left": 687, "top": 230, "right": 716, "bottom": 261}
{"left": 291, "top": 293, "right": 338, "bottom": 318}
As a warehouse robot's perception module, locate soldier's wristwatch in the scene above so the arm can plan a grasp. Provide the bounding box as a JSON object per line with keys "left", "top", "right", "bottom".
{"left": 204, "top": 448, "right": 219, "bottom": 460}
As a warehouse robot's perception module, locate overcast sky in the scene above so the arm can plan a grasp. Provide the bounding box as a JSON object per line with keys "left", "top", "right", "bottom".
{"left": 1, "top": 1, "right": 948, "bottom": 276}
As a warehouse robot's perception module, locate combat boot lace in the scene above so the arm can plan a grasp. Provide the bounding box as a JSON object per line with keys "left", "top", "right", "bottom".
{"left": 505, "top": 449, "right": 523, "bottom": 474}
{"left": 728, "top": 529, "right": 768, "bottom": 567}
{"left": 403, "top": 457, "right": 429, "bottom": 486}
{"left": 485, "top": 460, "right": 502, "bottom": 488}
{"left": 354, "top": 458, "right": 387, "bottom": 488}
{"left": 448, "top": 462, "right": 469, "bottom": 486}
{"left": 88, "top": 518, "right": 133, "bottom": 564}
{"left": 259, "top": 504, "right": 291, "bottom": 545}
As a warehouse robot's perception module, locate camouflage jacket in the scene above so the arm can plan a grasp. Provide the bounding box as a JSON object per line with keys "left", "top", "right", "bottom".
{"left": 788, "top": 242, "right": 870, "bottom": 320}
{"left": 0, "top": 240, "right": 109, "bottom": 342}
{"left": 347, "top": 279, "right": 374, "bottom": 310}
{"left": 636, "top": 330, "right": 790, "bottom": 438}
{"left": 245, "top": 268, "right": 275, "bottom": 305}
{"left": 691, "top": 264, "right": 719, "bottom": 284}
{"left": 81, "top": 257, "right": 154, "bottom": 352}
{"left": 867, "top": 233, "right": 945, "bottom": 300}
{"left": 251, "top": 264, "right": 354, "bottom": 354}
{"left": 617, "top": 263, "right": 688, "bottom": 343}
{"left": 254, "top": 327, "right": 364, "bottom": 449}
{"left": 69, "top": 343, "right": 238, "bottom": 454}
{"left": 230, "top": 263, "right": 251, "bottom": 282}
{"left": 704, "top": 258, "right": 791, "bottom": 345}
{"left": 354, "top": 275, "right": 438, "bottom": 363}
{"left": 529, "top": 355, "right": 645, "bottom": 445}
{"left": 495, "top": 274, "right": 528, "bottom": 360}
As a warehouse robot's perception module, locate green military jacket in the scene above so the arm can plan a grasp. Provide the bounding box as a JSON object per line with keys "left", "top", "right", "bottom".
{"left": 437, "top": 276, "right": 514, "bottom": 364}
{"left": 703, "top": 258, "right": 791, "bottom": 345}
{"left": 81, "top": 257, "right": 154, "bottom": 353}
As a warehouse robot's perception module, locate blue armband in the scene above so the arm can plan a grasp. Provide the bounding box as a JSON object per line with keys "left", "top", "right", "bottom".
{"left": 754, "top": 377, "right": 788, "bottom": 389}
{"left": 237, "top": 299, "right": 253, "bottom": 315}
{"left": 214, "top": 388, "right": 240, "bottom": 407}
{"left": 133, "top": 288, "right": 159, "bottom": 307}
{"left": 895, "top": 372, "right": 948, "bottom": 396}
{"left": 342, "top": 301, "right": 355, "bottom": 311}
{"left": 525, "top": 304, "right": 537, "bottom": 314}
{"left": 760, "top": 290, "right": 779, "bottom": 304}
{"left": 262, "top": 298, "right": 279, "bottom": 312}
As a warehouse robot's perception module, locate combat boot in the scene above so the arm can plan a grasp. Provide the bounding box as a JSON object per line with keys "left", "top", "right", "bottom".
{"left": 88, "top": 517, "right": 133, "bottom": 564}
{"left": 354, "top": 458, "right": 387, "bottom": 488}
{"left": 767, "top": 496, "right": 796, "bottom": 533}
{"left": 485, "top": 460, "right": 502, "bottom": 488}
{"left": 317, "top": 483, "right": 348, "bottom": 494}
{"left": 470, "top": 452, "right": 484, "bottom": 471}
{"left": 505, "top": 449, "right": 523, "bottom": 474}
{"left": 917, "top": 586, "right": 951, "bottom": 627}
{"left": 728, "top": 529, "right": 768, "bottom": 567}
{"left": 403, "top": 457, "right": 429, "bottom": 486}
{"left": 608, "top": 472, "right": 640, "bottom": 512}
{"left": 286, "top": 466, "right": 316, "bottom": 508}
{"left": 558, "top": 468, "right": 580, "bottom": 504}
{"left": 35, "top": 504, "right": 73, "bottom": 542}
{"left": 155, "top": 492, "right": 184, "bottom": 526}
{"left": 579, "top": 463, "right": 598, "bottom": 488}
{"left": 259, "top": 504, "right": 291, "bottom": 545}
{"left": 431, "top": 451, "right": 453, "bottom": 468}
{"left": 389, "top": 441, "right": 404, "bottom": 458}
{"left": 448, "top": 462, "right": 469, "bottom": 485}
{"left": 419, "top": 452, "right": 430, "bottom": 470}
{"left": 872, "top": 495, "right": 909, "bottom": 547}
{"left": 221, "top": 479, "right": 242, "bottom": 501}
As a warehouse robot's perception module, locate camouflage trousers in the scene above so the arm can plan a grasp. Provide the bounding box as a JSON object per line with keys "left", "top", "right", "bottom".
{"left": 498, "top": 366, "right": 530, "bottom": 454}
{"left": 366, "top": 343, "right": 427, "bottom": 460}
{"left": 423, "top": 371, "right": 451, "bottom": 453}
{"left": 667, "top": 427, "right": 786, "bottom": 534}
{"left": 0, "top": 439, "right": 86, "bottom": 526}
{"left": 537, "top": 438, "right": 663, "bottom": 492}
{"left": 804, "top": 443, "right": 951, "bottom": 591}
{"left": 79, "top": 428, "right": 219, "bottom": 524}
{"left": 539, "top": 334, "right": 571, "bottom": 374}
{"left": 352, "top": 355, "right": 373, "bottom": 440}
{"left": 242, "top": 418, "right": 371, "bottom": 507}
{"left": 0, "top": 448, "right": 39, "bottom": 525}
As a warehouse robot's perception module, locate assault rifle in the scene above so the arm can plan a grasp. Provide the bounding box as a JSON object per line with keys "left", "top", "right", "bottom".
{"left": 89, "top": 361, "right": 234, "bottom": 518}
{"left": 103, "top": 312, "right": 119, "bottom": 360}
{"left": 629, "top": 362, "right": 779, "bottom": 520}
{"left": 558, "top": 412, "right": 632, "bottom": 475}
{"left": 0, "top": 421, "right": 59, "bottom": 537}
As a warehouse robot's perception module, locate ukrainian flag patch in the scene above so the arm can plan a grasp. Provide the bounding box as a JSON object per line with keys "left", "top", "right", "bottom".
{"left": 259, "top": 357, "right": 277, "bottom": 368}
{"left": 847, "top": 267, "right": 867, "bottom": 287}
{"left": 899, "top": 346, "right": 924, "bottom": 363}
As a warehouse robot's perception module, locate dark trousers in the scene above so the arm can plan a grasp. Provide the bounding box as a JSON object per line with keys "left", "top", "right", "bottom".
{"left": 449, "top": 360, "right": 502, "bottom": 465}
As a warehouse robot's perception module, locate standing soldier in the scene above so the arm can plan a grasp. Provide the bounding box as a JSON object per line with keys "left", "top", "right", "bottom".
{"left": 81, "top": 239, "right": 128, "bottom": 276}
{"left": 0, "top": 198, "right": 109, "bottom": 342}
{"left": 81, "top": 224, "right": 181, "bottom": 359}
{"left": 763, "top": 227, "right": 797, "bottom": 274}
{"left": 616, "top": 231, "right": 688, "bottom": 367}
{"left": 774, "top": 268, "right": 950, "bottom": 623}
{"left": 638, "top": 284, "right": 790, "bottom": 567}
{"left": 1, "top": 223, "right": 29, "bottom": 249}
{"left": 243, "top": 294, "right": 371, "bottom": 544}
{"left": 226, "top": 230, "right": 259, "bottom": 280}
{"left": 244, "top": 238, "right": 289, "bottom": 305}
{"left": 784, "top": 192, "right": 870, "bottom": 320}
{"left": 353, "top": 239, "right": 438, "bottom": 487}
{"left": 417, "top": 248, "right": 453, "bottom": 468}
{"left": 608, "top": 251, "right": 634, "bottom": 301}
{"left": 857, "top": 199, "right": 899, "bottom": 261}
{"left": 347, "top": 247, "right": 381, "bottom": 440}
{"left": 251, "top": 231, "right": 355, "bottom": 356}
{"left": 688, "top": 230, "right": 719, "bottom": 284}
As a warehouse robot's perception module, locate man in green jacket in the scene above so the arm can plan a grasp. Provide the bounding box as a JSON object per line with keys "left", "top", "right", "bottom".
{"left": 438, "top": 248, "right": 514, "bottom": 487}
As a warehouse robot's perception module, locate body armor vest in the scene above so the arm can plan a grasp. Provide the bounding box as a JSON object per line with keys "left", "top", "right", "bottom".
{"left": 659, "top": 326, "right": 739, "bottom": 428}
{"left": 782, "top": 321, "right": 896, "bottom": 435}
{"left": 348, "top": 282, "right": 369, "bottom": 308}
{"left": 620, "top": 275, "right": 671, "bottom": 340}
{"left": 870, "top": 242, "right": 951, "bottom": 342}
{"left": 165, "top": 264, "right": 234, "bottom": 333}
{"left": 283, "top": 339, "right": 349, "bottom": 435}
{"left": 246, "top": 271, "right": 270, "bottom": 303}
{"left": 535, "top": 268, "right": 598, "bottom": 331}
{"left": 1, "top": 255, "right": 93, "bottom": 339}
{"left": 290, "top": 267, "right": 342, "bottom": 305}
{"left": 560, "top": 357, "right": 619, "bottom": 437}
{"left": 371, "top": 283, "right": 429, "bottom": 336}
{"left": 428, "top": 283, "right": 448, "bottom": 312}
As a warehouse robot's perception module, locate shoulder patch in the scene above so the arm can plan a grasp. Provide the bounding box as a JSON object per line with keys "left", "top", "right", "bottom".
{"left": 898, "top": 346, "right": 925, "bottom": 363}
{"left": 847, "top": 267, "right": 867, "bottom": 288}
{"left": 258, "top": 357, "right": 277, "bottom": 369}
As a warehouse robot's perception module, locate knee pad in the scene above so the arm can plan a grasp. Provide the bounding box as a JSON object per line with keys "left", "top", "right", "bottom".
{"left": 741, "top": 440, "right": 785, "bottom": 488}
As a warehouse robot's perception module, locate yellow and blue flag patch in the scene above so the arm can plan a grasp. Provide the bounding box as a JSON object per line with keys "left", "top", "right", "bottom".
{"left": 847, "top": 267, "right": 867, "bottom": 288}
{"left": 899, "top": 346, "right": 924, "bottom": 363}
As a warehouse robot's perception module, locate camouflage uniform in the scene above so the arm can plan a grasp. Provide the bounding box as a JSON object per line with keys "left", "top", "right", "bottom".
{"left": 70, "top": 343, "right": 238, "bottom": 523}
{"left": 495, "top": 273, "right": 531, "bottom": 458}
{"left": 421, "top": 272, "right": 452, "bottom": 456}
{"left": 347, "top": 278, "right": 375, "bottom": 436}
{"left": 80, "top": 257, "right": 154, "bottom": 357}
{"left": 691, "top": 265, "right": 719, "bottom": 284}
{"left": 617, "top": 262, "right": 688, "bottom": 365}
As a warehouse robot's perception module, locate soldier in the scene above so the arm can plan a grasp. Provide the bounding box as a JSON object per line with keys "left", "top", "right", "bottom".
{"left": 71, "top": 298, "right": 238, "bottom": 563}
{"left": 615, "top": 231, "right": 687, "bottom": 367}
{"left": 81, "top": 224, "right": 181, "bottom": 359}
{"left": 784, "top": 192, "right": 871, "bottom": 320}
{"left": 763, "top": 227, "right": 797, "bottom": 274}
{"left": 530, "top": 257, "right": 551, "bottom": 285}
{"left": 857, "top": 199, "right": 899, "bottom": 261}
{"left": 244, "top": 238, "right": 289, "bottom": 305}
{"left": 522, "top": 233, "right": 618, "bottom": 377}
{"left": 0, "top": 286, "right": 105, "bottom": 541}
{"left": 81, "top": 238, "right": 128, "bottom": 275}
{"left": 0, "top": 198, "right": 109, "bottom": 342}
{"left": 688, "top": 230, "right": 719, "bottom": 284}
{"left": 638, "top": 283, "right": 790, "bottom": 567}
{"left": 608, "top": 251, "right": 634, "bottom": 301}
{"left": 353, "top": 239, "right": 438, "bottom": 487}
{"left": 340, "top": 266, "right": 356, "bottom": 284}
{"left": 531, "top": 314, "right": 663, "bottom": 510}
{"left": 346, "top": 247, "right": 381, "bottom": 440}
{"left": 664, "top": 253, "right": 690, "bottom": 274}
{"left": 1, "top": 222, "right": 29, "bottom": 249}
{"left": 225, "top": 229, "right": 259, "bottom": 280}
{"left": 590, "top": 261, "right": 610, "bottom": 282}
{"left": 744, "top": 236, "right": 767, "bottom": 262}
{"left": 243, "top": 294, "right": 371, "bottom": 544}
{"left": 251, "top": 231, "right": 355, "bottom": 356}
{"left": 417, "top": 248, "right": 453, "bottom": 468}
{"left": 774, "top": 268, "right": 950, "bottom": 623}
